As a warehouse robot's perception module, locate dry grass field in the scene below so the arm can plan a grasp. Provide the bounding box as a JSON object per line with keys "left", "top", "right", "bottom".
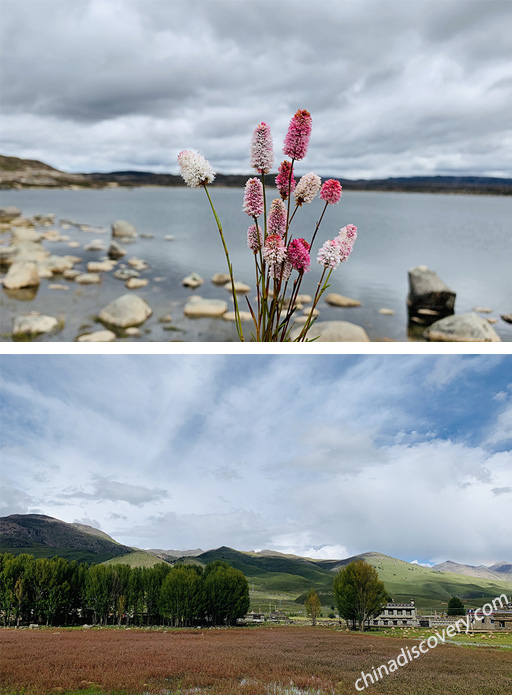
{"left": 1, "top": 626, "right": 512, "bottom": 695}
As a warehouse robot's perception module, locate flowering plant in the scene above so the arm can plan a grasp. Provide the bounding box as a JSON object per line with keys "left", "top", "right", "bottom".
{"left": 178, "top": 109, "right": 357, "bottom": 341}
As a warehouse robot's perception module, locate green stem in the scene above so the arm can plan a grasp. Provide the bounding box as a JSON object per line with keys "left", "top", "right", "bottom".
{"left": 204, "top": 184, "right": 244, "bottom": 341}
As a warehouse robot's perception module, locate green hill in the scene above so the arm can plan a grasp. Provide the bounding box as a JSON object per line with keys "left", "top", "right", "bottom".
{"left": 0, "top": 514, "right": 134, "bottom": 565}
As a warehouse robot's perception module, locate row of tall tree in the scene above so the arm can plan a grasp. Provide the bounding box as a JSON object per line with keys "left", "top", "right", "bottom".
{"left": 0, "top": 553, "right": 249, "bottom": 627}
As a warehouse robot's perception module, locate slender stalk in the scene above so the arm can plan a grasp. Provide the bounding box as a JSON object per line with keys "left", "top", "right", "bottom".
{"left": 309, "top": 201, "right": 329, "bottom": 251}
{"left": 203, "top": 185, "right": 244, "bottom": 341}
{"left": 296, "top": 267, "right": 333, "bottom": 341}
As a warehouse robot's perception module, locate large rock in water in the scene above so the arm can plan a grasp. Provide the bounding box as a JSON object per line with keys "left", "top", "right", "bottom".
{"left": 407, "top": 266, "right": 455, "bottom": 320}
{"left": 289, "top": 320, "right": 370, "bottom": 342}
{"left": 2, "top": 261, "right": 40, "bottom": 289}
{"left": 99, "top": 294, "right": 152, "bottom": 328}
{"left": 423, "top": 313, "right": 502, "bottom": 342}
{"left": 111, "top": 220, "right": 137, "bottom": 238}
{"left": 0, "top": 206, "right": 22, "bottom": 223}
{"left": 183, "top": 296, "right": 228, "bottom": 318}
{"left": 13, "top": 312, "right": 59, "bottom": 337}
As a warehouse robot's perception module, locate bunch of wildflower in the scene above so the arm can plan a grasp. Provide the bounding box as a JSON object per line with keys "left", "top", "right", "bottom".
{"left": 283, "top": 109, "right": 312, "bottom": 161}
{"left": 250, "top": 122, "right": 274, "bottom": 174}
{"left": 320, "top": 179, "right": 342, "bottom": 205}
{"left": 247, "top": 223, "right": 263, "bottom": 253}
{"left": 294, "top": 173, "right": 321, "bottom": 206}
{"left": 177, "top": 150, "right": 215, "bottom": 187}
{"left": 243, "top": 177, "right": 264, "bottom": 217}
{"left": 275, "top": 160, "right": 296, "bottom": 200}
{"left": 288, "top": 238, "right": 311, "bottom": 273}
{"left": 267, "top": 198, "right": 287, "bottom": 236}
{"left": 339, "top": 224, "right": 357, "bottom": 243}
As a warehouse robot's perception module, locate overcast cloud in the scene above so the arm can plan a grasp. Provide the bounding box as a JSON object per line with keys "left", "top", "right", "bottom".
{"left": 1, "top": 0, "right": 511, "bottom": 178}
{"left": 1, "top": 354, "right": 511, "bottom": 566}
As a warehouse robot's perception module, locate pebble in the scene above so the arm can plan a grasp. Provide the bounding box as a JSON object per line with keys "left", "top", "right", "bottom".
{"left": 126, "top": 278, "right": 148, "bottom": 289}
{"left": 76, "top": 330, "right": 116, "bottom": 342}
{"left": 325, "top": 293, "right": 361, "bottom": 308}
{"left": 379, "top": 308, "right": 395, "bottom": 315}
{"left": 75, "top": 273, "right": 102, "bottom": 285}
{"left": 48, "top": 284, "right": 69, "bottom": 291}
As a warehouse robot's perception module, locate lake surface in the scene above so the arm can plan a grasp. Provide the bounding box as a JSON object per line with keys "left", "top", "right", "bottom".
{"left": 1, "top": 187, "right": 511, "bottom": 341}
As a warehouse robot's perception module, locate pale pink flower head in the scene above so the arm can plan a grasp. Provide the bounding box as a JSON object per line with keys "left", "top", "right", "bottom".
{"left": 287, "top": 238, "right": 311, "bottom": 273}
{"left": 283, "top": 109, "right": 312, "bottom": 161}
{"left": 243, "top": 177, "right": 264, "bottom": 217}
{"left": 263, "top": 233, "right": 286, "bottom": 266}
{"left": 247, "top": 223, "right": 263, "bottom": 253}
{"left": 275, "top": 160, "right": 296, "bottom": 200}
{"left": 294, "top": 172, "right": 321, "bottom": 206}
{"left": 320, "top": 179, "right": 342, "bottom": 205}
{"left": 270, "top": 259, "right": 292, "bottom": 281}
{"left": 267, "top": 198, "right": 287, "bottom": 237}
{"left": 177, "top": 150, "right": 215, "bottom": 187}
{"left": 317, "top": 238, "right": 342, "bottom": 269}
{"left": 250, "top": 122, "right": 274, "bottom": 174}
{"left": 338, "top": 238, "right": 355, "bottom": 262}
{"left": 339, "top": 224, "right": 358, "bottom": 250}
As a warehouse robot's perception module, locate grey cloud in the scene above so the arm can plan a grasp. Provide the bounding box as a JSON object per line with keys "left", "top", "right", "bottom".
{"left": 492, "top": 486, "right": 512, "bottom": 496}
{"left": 0, "top": 0, "right": 510, "bottom": 177}
{"left": 61, "top": 476, "right": 169, "bottom": 506}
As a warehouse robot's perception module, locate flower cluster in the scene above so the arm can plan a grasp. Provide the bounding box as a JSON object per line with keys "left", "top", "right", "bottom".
{"left": 283, "top": 109, "right": 312, "bottom": 161}
{"left": 177, "top": 150, "right": 215, "bottom": 187}
{"left": 243, "top": 177, "right": 264, "bottom": 217}
{"left": 263, "top": 234, "right": 287, "bottom": 266}
{"left": 275, "top": 160, "right": 296, "bottom": 200}
{"left": 288, "top": 238, "right": 311, "bottom": 273}
{"left": 317, "top": 225, "right": 358, "bottom": 268}
{"left": 247, "top": 223, "right": 263, "bottom": 253}
{"left": 294, "top": 173, "right": 321, "bottom": 206}
{"left": 250, "top": 122, "right": 274, "bottom": 174}
{"left": 320, "top": 179, "right": 342, "bottom": 205}
{"left": 267, "top": 198, "right": 287, "bottom": 236}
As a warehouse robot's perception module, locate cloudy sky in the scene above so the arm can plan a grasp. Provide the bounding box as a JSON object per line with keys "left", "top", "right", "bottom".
{"left": 1, "top": 0, "right": 511, "bottom": 179}
{"left": 1, "top": 354, "right": 511, "bottom": 566}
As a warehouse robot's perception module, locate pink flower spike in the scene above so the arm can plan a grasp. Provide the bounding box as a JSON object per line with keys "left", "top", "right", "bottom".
{"left": 177, "top": 150, "right": 215, "bottom": 187}
{"left": 243, "top": 177, "right": 264, "bottom": 217}
{"left": 267, "top": 198, "right": 287, "bottom": 237}
{"left": 247, "top": 223, "right": 263, "bottom": 253}
{"left": 263, "top": 233, "right": 286, "bottom": 266}
{"left": 339, "top": 224, "right": 358, "bottom": 243}
{"left": 317, "top": 238, "right": 342, "bottom": 269}
{"left": 275, "top": 160, "right": 296, "bottom": 200}
{"left": 288, "top": 238, "right": 311, "bottom": 273}
{"left": 250, "top": 122, "right": 274, "bottom": 174}
{"left": 294, "top": 172, "right": 321, "bottom": 206}
{"left": 283, "top": 109, "right": 312, "bottom": 161}
{"left": 320, "top": 179, "right": 342, "bottom": 205}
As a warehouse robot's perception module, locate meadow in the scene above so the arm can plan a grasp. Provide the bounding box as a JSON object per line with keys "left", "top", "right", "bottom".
{"left": 1, "top": 625, "right": 511, "bottom": 695}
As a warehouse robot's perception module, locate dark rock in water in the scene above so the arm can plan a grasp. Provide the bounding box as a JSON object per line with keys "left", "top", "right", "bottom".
{"left": 108, "top": 240, "right": 127, "bottom": 259}
{"left": 501, "top": 314, "right": 512, "bottom": 324}
{"left": 114, "top": 268, "right": 140, "bottom": 281}
{"left": 423, "top": 313, "right": 501, "bottom": 342}
{"left": 407, "top": 265, "right": 455, "bottom": 321}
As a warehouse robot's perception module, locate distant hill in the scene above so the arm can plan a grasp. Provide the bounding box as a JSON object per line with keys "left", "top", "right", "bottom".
{"left": 2, "top": 515, "right": 511, "bottom": 609}
{"left": 0, "top": 514, "right": 135, "bottom": 564}
{"left": 432, "top": 560, "right": 512, "bottom": 582}
{"left": 1, "top": 154, "right": 510, "bottom": 194}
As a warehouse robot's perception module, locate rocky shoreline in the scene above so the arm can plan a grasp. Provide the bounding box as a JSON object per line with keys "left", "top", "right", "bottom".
{"left": 1, "top": 206, "right": 510, "bottom": 342}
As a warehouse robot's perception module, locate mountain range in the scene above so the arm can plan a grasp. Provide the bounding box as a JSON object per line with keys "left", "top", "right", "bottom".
{"left": 1, "top": 154, "right": 511, "bottom": 195}
{"left": 1, "top": 514, "right": 511, "bottom": 610}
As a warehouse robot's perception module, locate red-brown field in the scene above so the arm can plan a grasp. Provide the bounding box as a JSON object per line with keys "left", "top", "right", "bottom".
{"left": 1, "top": 625, "right": 511, "bottom": 695}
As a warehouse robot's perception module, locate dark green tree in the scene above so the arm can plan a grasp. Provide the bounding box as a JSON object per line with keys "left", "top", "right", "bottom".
{"left": 447, "top": 596, "right": 465, "bottom": 616}
{"left": 202, "top": 560, "right": 249, "bottom": 626}
{"left": 160, "top": 564, "right": 202, "bottom": 626}
{"left": 333, "top": 559, "right": 388, "bottom": 632}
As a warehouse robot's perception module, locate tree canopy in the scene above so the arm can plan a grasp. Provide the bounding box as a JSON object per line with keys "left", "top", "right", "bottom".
{"left": 333, "top": 559, "right": 388, "bottom": 632}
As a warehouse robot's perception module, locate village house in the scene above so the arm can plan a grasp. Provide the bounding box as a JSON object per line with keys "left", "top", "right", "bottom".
{"left": 372, "top": 599, "right": 417, "bottom": 627}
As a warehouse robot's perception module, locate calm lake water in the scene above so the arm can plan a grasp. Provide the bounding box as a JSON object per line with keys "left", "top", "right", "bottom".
{"left": 1, "top": 187, "right": 511, "bottom": 341}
